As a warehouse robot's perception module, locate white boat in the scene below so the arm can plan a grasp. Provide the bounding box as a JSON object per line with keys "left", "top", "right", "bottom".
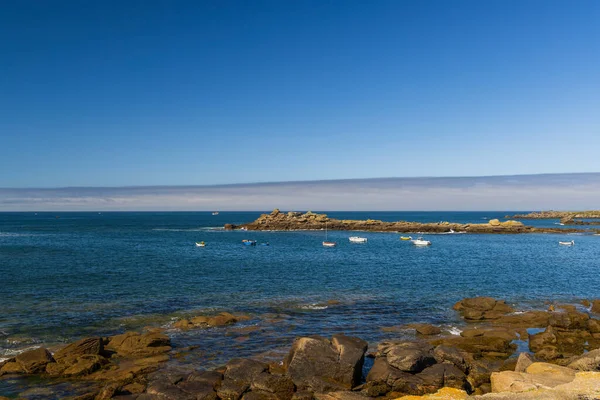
{"left": 323, "top": 221, "right": 337, "bottom": 247}
{"left": 411, "top": 237, "right": 431, "bottom": 246}
{"left": 559, "top": 240, "right": 574, "bottom": 246}
{"left": 349, "top": 236, "right": 367, "bottom": 243}
{"left": 195, "top": 241, "right": 206, "bottom": 247}
{"left": 212, "top": 212, "right": 219, "bottom": 215}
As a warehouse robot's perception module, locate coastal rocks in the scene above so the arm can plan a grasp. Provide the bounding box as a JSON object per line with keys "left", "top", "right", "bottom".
{"left": 591, "top": 300, "right": 600, "bottom": 314}
{"left": 54, "top": 337, "right": 104, "bottom": 363}
{"left": 174, "top": 312, "right": 250, "bottom": 330}
{"left": 284, "top": 334, "right": 368, "bottom": 392}
{"left": 379, "top": 342, "right": 436, "bottom": 373}
{"left": 394, "top": 387, "right": 469, "bottom": 399}
{"left": 453, "top": 297, "right": 514, "bottom": 321}
{"left": 567, "top": 348, "right": 600, "bottom": 370}
{"left": 15, "top": 347, "right": 54, "bottom": 373}
{"left": 106, "top": 331, "right": 171, "bottom": 357}
{"left": 490, "top": 362, "right": 577, "bottom": 393}
{"left": 407, "top": 324, "right": 442, "bottom": 336}
{"left": 514, "top": 353, "right": 534, "bottom": 373}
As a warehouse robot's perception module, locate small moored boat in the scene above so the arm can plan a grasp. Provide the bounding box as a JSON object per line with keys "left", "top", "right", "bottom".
{"left": 411, "top": 237, "right": 431, "bottom": 246}
{"left": 349, "top": 236, "right": 367, "bottom": 243}
{"left": 242, "top": 239, "right": 257, "bottom": 246}
{"left": 212, "top": 212, "right": 219, "bottom": 215}
{"left": 400, "top": 236, "right": 412, "bottom": 241}
{"left": 559, "top": 240, "right": 574, "bottom": 246}
{"left": 196, "top": 241, "right": 206, "bottom": 247}
{"left": 323, "top": 241, "right": 337, "bottom": 247}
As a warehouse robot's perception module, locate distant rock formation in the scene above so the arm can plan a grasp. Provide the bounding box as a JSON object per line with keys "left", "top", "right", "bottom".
{"left": 224, "top": 209, "right": 587, "bottom": 234}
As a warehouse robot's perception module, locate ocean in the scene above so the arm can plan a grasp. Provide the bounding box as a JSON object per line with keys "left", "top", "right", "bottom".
{"left": 1, "top": 211, "right": 598, "bottom": 397}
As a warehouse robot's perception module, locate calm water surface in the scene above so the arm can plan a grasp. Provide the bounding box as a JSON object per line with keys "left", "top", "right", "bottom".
{"left": 1, "top": 211, "right": 599, "bottom": 397}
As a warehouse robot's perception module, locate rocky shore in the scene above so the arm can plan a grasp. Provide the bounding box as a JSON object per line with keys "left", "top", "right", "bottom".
{"left": 509, "top": 210, "right": 600, "bottom": 220}
{"left": 224, "top": 209, "right": 589, "bottom": 234}
{"left": 2, "top": 298, "right": 600, "bottom": 399}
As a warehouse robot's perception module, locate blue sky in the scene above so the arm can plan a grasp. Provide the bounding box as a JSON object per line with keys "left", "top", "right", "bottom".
{"left": 1, "top": 0, "right": 599, "bottom": 188}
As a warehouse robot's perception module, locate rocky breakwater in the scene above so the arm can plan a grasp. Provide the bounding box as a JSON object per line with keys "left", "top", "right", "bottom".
{"left": 225, "top": 209, "right": 583, "bottom": 234}
{"left": 0, "top": 330, "right": 172, "bottom": 399}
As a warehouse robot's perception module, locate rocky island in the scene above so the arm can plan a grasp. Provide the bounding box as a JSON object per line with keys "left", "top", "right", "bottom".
{"left": 224, "top": 209, "right": 593, "bottom": 234}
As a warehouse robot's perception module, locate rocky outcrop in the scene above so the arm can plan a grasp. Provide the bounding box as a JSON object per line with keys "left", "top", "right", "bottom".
{"left": 283, "top": 334, "right": 368, "bottom": 392}
{"left": 508, "top": 210, "right": 600, "bottom": 219}
{"left": 225, "top": 210, "right": 586, "bottom": 234}
{"left": 105, "top": 331, "right": 171, "bottom": 357}
{"left": 173, "top": 312, "right": 251, "bottom": 330}
{"left": 453, "top": 297, "right": 515, "bottom": 321}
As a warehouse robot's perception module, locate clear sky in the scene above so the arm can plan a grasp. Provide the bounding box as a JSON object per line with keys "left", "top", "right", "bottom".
{"left": 1, "top": 0, "right": 599, "bottom": 188}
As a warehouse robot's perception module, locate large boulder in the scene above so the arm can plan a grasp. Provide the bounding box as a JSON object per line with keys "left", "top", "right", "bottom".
{"left": 224, "top": 358, "right": 268, "bottom": 384}
{"left": 53, "top": 337, "right": 103, "bottom": 363}
{"left": 432, "top": 346, "right": 470, "bottom": 373}
{"left": 384, "top": 342, "right": 436, "bottom": 373}
{"left": 284, "top": 335, "right": 367, "bottom": 392}
{"left": 106, "top": 331, "right": 171, "bottom": 357}
{"left": 514, "top": 353, "right": 534, "bottom": 373}
{"left": 490, "top": 369, "right": 575, "bottom": 393}
{"left": 15, "top": 347, "right": 54, "bottom": 373}
{"left": 453, "top": 298, "right": 514, "bottom": 321}
{"left": 529, "top": 326, "right": 557, "bottom": 353}
{"left": 567, "top": 348, "right": 600, "bottom": 371}
{"left": 549, "top": 311, "right": 589, "bottom": 331}
{"left": 251, "top": 372, "right": 295, "bottom": 400}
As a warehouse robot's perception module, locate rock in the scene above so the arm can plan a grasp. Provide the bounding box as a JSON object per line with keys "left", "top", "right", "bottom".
{"left": 242, "top": 391, "right": 278, "bottom": 400}
{"left": 432, "top": 346, "right": 470, "bottom": 373}
{"left": 251, "top": 372, "right": 295, "bottom": 400}
{"left": 106, "top": 331, "right": 171, "bottom": 357}
{"left": 284, "top": 335, "right": 367, "bottom": 392}
{"left": 488, "top": 219, "right": 501, "bottom": 226}
{"left": 146, "top": 380, "right": 196, "bottom": 400}
{"left": 366, "top": 357, "right": 409, "bottom": 386}
{"left": 591, "top": 300, "right": 600, "bottom": 314}
{"left": 0, "top": 361, "right": 24, "bottom": 374}
{"left": 291, "top": 391, "right": 314, "bottom": 400}
{"left": 514, "top": 353, "right": 534, "bottom": 372}
{"left": 492, "top": 311, "right": 551, "bottom": 328}
{"left": 535, "top": 346, "right": 561, "bottom": 361}
{"left": 313, "top": 392, "right": 373, "bottom": 400}
{"left": 431, "top": 335, "right": 515, "bottom": 359}
{"left": 529, "top": 327, "right": 557, "bottom": 352}
{"left": 178, "top": 380, "right": 219, "bottom": 400}
{"left": 384, "top": 342, "right": 435, "bottom": 373}
{"left": 217, "top": 379, "right": 249, "bottom": 400}
{"left": 62, "top": 354, "right": 107, "bottom": 377}
{"left": 525, "top": 362, "right": 576, "bottom": 379}
{"left": 453, "top": 298, "right": 514, "bottom": 321}
{"left": 587, "top": 318, "right": 600, "bottom": 333}
{"left": 489, "top": 369, "right": 575, "bottom": 393}
{"left": 414, "top": 324, "right": 442, "bottom": 336}
{"left": 14, "top": 347, "right": 54, "bottom": 373}
{"left": 548, "top": 311, "right": 589, "bottom": 331}
{"left": 187, "top": 370, "right": 223, "bottom": 388}
{"left": 224, "top": 358, "right": 268, "bottom": 384}
{"left": 53, "top": 337, "right": 103, "bottom": 362}
{"left": 419, "top": 363, "right": 469, "bottom": 392}
{"left": 394, "top": 387, "right": 469, "bottom": 399}
{"left": 567, "top": 348, "right": 600, "bottom": 371}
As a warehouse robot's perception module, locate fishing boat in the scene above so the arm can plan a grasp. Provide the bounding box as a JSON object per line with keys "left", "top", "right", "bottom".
{"left": 195, "top": 241, "right": 206, "bottom": 247}
{"left": 242, "top": 239, "right": 257, "bottom": 246}
{"left": 559, "top": 240, "right": 574, "bottom": 246}
{"left": 349, "top": 236, "right": 367, "bottom": 243}
{"left": 323, "top": 221, "right": 337, "bottom": 247}
{"left": 411, "top": 237, "right": 431, "bottom": 246}
{"left": 400, "top": 236, "right": 412, "bottom": 241}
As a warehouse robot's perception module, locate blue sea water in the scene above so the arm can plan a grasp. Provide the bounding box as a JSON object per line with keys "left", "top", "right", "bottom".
{"left": 1, "top": 211, "right": 599, "bottom": 397}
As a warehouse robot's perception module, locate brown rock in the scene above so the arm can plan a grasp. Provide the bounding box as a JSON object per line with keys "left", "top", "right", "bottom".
{"left": 284, "top": 334, "right": 367, "bottom": 392}
{"left": 587, "top": 318, "right": 600, "bottom": 333}
{"left": 217, "top": 379, "right": 249, "bottom": 400}
{"left": 385, "top": 342, "right": 436, "bottom": 373}
{"left": 514, "top": 352, "right": 534, "bottom": 372}
{"left": 15, "top": 347, "right": 54, "bottom": 373}
{"left": 106, "top": 331, "right": 171, "bottom": 357}
{"left": 591, "top": 300, "right": 600, "bottom": 314}
{"left": 529, "top": 327, "right": 557, "bottom": 353}
{"left": 549, "top": 311, "right": 589, "bottom": 331}
{"left": 0, "top": 361, "right": 24, "bottom": 374}
{"left": 568, "top": 348, "right": 600, "bottom": 371}
{"left": 62, "top": 354, "right": 107, "bottom": 377}
{"left": 225, "top": 358, "right": 268, "bottom": 384}
{"left": 414, "top": 324, "right": 442, "bottom": 336}
{"left": 251, "top": 372, "right": 295, "bottom": 400}
{"left": 53, "top": 337, "right": 103, "bottom": 362}
{"left": 535, "top": 346, "right": 561, "bottom": 361}
{"left": 432, "top": 346, "right": 470, "bottom": 373}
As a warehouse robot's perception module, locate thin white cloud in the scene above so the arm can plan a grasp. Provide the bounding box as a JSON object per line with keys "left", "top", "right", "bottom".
{"left": 1, "top": 173, "right": 599, "bottom": 211}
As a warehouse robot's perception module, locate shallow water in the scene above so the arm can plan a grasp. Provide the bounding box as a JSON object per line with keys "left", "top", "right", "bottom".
{"left": 1, "top": 211, "right": 599, "bottom": 397}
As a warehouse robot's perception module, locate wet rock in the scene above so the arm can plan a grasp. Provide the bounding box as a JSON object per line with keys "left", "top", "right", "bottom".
{"left": 62, "top": 354, "right": 107, "bottom": 377}
{"left": 178, "top": 380, "right": 218, "bottom": 400}
{"left": 251, "top": 372, "right": 295, "bottom": 400}
{"left": 225, "top": 358, "right": 268, "bottom": 384}
{"left": 106, "top": 331, "right": 171, "bottom": 357}
{"left": 382, "top": 342, "right": 435, "bottom": 373}
{"left": 591, "top": 300, "right": 600, "bottom": 314}
{"left": 53, "top": 337, "right": 103, "bottom": 362}
{"left": 217, "top": 379, "right": 249, "bottom": 400}
{"left": 146, "top": 380, "right": 196, "bottom": 400}
{"left": 0, "top": 361, "right": 24, "bottom": 374}
{"left": 567, "top": 348, "right": 600, "bottom": 371}
{"left": 432, "top": 346, "right": 470, "bottom": 373}
{"left": 14, "top": 347, "right": 54, "bottom": 373}
{"left": 413, "top": 324, "right": 442, "bottom": 336}
{"left": 514, "top": 353, "right": 534, "bottom": 372}
{"left": 492, "top": 311, "right": 551, "bottom": 328}
{"left": 548, "top": 311, "right": 589, "bottom": 331}
{"left": 529, "top": 326, "right": 557, "bottom": 352}
{"left": 453, "top": 297, "right": 514, "bottom": 321}
{"left": 187, "top": 370, "right": 223, "bottom": 388}
{"left": 284, "top": 334, "right": 367, "bottom": 392}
